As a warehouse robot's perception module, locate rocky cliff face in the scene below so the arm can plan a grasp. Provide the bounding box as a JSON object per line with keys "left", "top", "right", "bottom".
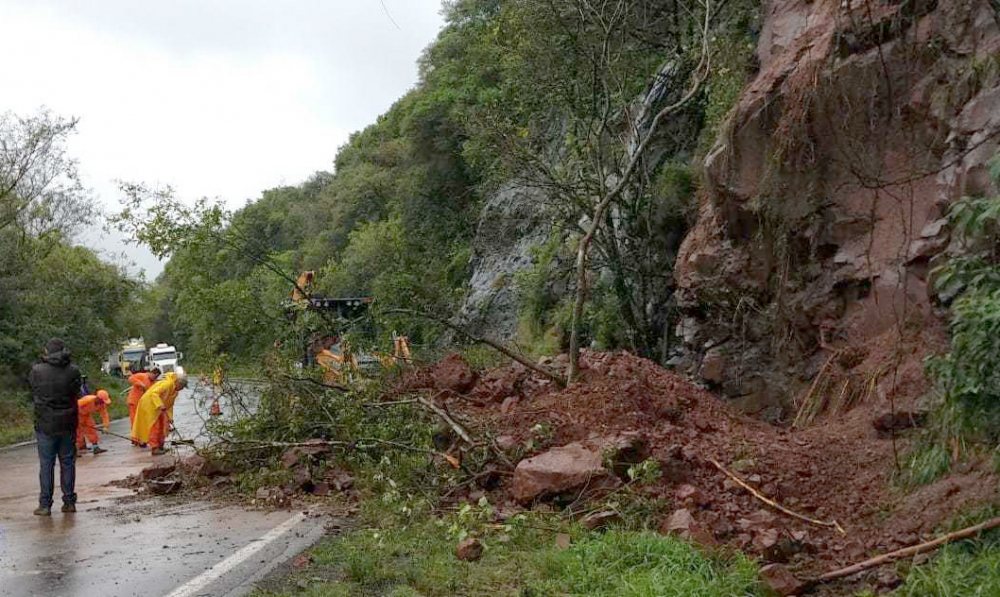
{"left": 675, "top": 0, "right": 1000, "bottom": 418}
{"left": 456, "top": 183, "right": 556, "bottom": 341}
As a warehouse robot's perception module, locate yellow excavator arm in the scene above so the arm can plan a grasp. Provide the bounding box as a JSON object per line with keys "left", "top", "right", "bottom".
{"left": 286, "top": 271, "right": 410, "bottom": 382}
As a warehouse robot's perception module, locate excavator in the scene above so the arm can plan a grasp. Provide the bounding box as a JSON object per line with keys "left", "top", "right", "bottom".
{"left": 287, "top": 271, "right": 410, "bottom": 384}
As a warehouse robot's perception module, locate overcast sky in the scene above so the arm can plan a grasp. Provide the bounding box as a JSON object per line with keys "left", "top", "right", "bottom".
{"left": 0, "top": 0, "right": 445, "bottom": 278}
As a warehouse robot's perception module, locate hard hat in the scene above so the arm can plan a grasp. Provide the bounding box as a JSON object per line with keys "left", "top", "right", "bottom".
{"left": 96, "top": 389, "right": 111, "bottom": 404}
{"left": 174, "top": 366, "right": 188, "bottom": 387}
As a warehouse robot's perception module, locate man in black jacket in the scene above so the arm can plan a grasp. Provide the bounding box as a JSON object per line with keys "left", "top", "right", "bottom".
{"left": 29, "top": 338, "right": 82, "bottom": 516}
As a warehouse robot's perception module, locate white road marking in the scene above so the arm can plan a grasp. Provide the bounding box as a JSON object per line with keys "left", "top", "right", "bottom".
{"left": 163, "top": 512, "right": 306, "bottom": 597}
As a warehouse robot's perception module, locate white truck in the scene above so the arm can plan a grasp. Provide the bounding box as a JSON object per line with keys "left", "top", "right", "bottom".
{"left": 147, "top": 342, "right": 183, "bottom": 373}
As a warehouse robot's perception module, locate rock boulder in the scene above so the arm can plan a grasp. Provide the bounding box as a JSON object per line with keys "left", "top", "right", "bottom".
{"left": 512, "top": 442, "right": 614, "bottom": 503}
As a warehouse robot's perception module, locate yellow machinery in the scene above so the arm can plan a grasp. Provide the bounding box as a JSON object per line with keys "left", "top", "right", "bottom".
{"left": 287, "top": 271, "right": 410, "bottom": 384}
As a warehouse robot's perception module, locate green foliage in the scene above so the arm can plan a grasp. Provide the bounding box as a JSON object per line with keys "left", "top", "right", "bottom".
{"left": 896, "top": 439, "right": 953, "bottom": 487}
{"left": 0, "top": 109, "right": 137, "bottom": 389}
{"left": 0, "top": 239, "right": 138, "bottom": 376}
{"left": 927, "top": 154, "right": 1000, "bottom": 439}
{"left": 0, "top": 392, "right": 33, "bottom": 446}
{"left": 254, "top": 515, "right": 761, "bottom": 597}
{"left": 698, "top": 9, "right": 760, "bottom": 148}
{"left": 888, "top": 530, "right": 1000, "bottom": 596}
{"left": 126, "top": 0, "right": 764, "bottom": 369}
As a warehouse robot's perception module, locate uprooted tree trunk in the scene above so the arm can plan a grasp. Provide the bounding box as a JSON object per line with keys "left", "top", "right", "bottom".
{"left": 808, "top": 516, "right": 1000, "bottom": 588}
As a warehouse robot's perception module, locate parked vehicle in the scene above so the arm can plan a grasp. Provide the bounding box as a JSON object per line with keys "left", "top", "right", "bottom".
{"left": 114, "top": 339, "right": 148, "bottom": 377}
{"left": 147, "top": 343, "right": 183, "bottom": 373}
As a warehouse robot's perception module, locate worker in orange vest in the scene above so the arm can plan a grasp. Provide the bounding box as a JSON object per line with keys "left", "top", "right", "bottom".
{"left": 126, "top": 368, "right": 160, "bottom": 445}
{"left": 77, "top": 390, "right": 111, "bottom": 455}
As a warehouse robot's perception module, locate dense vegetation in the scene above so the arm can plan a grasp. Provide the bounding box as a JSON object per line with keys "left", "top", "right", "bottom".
{"left": 0, "top": 110, "right": 140, "bottom": 443}
{"left": 0, "top": 112, "right": 139, "bottom": 379}
{"left": 129, "top": 0, "right": 760, "bottom": 370}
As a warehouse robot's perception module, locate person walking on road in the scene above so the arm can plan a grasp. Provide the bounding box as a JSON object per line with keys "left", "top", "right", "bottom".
{"left": 131, "top": 368, "right": 187, "bottom": 456}
{"left": 76, "top": 390, "right": 112, "bottom": 455}
{"left": 126, "top": 367, "right": 160, "bottom": 444}
{"left": 29, "top": 338, "right": 82, "bottom": 516}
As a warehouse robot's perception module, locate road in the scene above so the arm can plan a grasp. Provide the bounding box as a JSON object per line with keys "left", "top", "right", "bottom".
{"left": 0, "top": 384, "right": 327, "bottom": 597}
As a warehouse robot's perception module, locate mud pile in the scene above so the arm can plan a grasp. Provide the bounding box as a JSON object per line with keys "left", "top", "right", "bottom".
{"left": 421, "top": 350, "right": 996, "bottom": 581}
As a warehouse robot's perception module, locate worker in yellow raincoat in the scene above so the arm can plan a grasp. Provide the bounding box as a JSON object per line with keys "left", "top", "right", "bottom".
{"left": 131, "top": 367, "right": 187, "bottom": 456}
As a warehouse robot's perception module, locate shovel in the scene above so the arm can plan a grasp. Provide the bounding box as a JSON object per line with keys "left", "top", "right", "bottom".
{"left": 99, "top": 428, "right": 194, "bottom": 447}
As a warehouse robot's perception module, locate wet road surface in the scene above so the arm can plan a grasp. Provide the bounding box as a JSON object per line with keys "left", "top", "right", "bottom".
{"left": 0, "top": 384, "right": 326, "bottom": 597}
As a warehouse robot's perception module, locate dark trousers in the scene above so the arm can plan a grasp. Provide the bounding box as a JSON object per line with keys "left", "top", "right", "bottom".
{"left": 36, "top": 430, "right": 76, "bottom": 508}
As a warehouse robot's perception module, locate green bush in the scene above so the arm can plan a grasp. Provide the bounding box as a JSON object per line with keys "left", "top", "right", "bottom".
{"left": 928, "top": 154, "right": 1000, "bottom": 439}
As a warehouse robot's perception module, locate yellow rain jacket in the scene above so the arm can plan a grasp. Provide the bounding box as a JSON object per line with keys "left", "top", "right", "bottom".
{"left": 131, "top": 372, "right": 181, "bottom": 444}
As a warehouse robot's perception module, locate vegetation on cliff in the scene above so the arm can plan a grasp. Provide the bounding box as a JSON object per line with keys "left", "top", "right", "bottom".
{"left": 129, "top": 0, "right": 760, "bottom": 369}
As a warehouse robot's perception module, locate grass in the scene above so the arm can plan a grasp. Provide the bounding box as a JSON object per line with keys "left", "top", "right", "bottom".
{"left": 0, "top": 392, "right": 34, "bottom": 446}
{"left": 0, "top": 374, "right": 132, "bottom": 447}
{"left": 253, "top": 511, "right": 762, "bottom": 597}
{"left": 852, "top": 508, "right": 1000, "bottom": 597}
{"left": 887, "top": 531, "right": 1000, "bottom": 596}
{"left": 895, "top": 439, "right": 953, "bottom": 487}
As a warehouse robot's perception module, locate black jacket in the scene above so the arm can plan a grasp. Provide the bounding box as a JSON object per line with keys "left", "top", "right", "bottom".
{"left": 29, "top": 350, "right": 82, "bottom": 437}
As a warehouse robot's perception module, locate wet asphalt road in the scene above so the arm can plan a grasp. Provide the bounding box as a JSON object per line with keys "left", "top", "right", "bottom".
{"left": 0, "top": 384, "right": 326, "bottom": 597}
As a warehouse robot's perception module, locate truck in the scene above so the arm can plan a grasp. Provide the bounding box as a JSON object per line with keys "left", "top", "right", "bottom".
{"left": 115, "top": 338, "right": 148, "bottom": 377}
{"left": 147, "top": 342, "right": 183, "bottom": 373}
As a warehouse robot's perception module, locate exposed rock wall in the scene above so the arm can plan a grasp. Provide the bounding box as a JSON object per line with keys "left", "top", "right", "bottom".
{"left": 675, "top": 0, "right": 1000, "bottom": 416}
{"left": 455, "top": 183, "right": 556, "bottom": 341}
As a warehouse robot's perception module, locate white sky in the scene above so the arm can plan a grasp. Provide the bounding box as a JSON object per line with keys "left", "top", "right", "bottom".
{"left": 0, "top": 0, "right": 446, "bottom": 278}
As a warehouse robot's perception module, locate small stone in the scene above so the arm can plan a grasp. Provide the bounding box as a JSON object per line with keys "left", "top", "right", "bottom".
{"left": 456, "top": 538, "right": 483, "bottom": 561}
{"left": 759, "top": 563, "right": 804, "bottom": 596}
{"left": 876, "top": 568, "right": 902, "bottom": 590}
{"left": 663, "top": 508, "right": 697, "bottom": 535}
{"left": 753, "top": 527, "right": 780, "bottom": 551}
{"left": 496, "top": 435, "right": 518, "bottom": 451}
{"left": 723, "top": 478, "right": 745, "bottom": 494}
{"left": 328, "top": 471, "right": 354, "bottom": 491}
{"left": 659, "top": 508, "right": 717, "bottom": 548}
{"left": 280, "top": 439, "right": 331, "bottom": 468}
{"left": 581, "top": 510, "right": 620, "bottom": 530}
{"left": 676, "top": 484, "right": 712, "bottom": 508}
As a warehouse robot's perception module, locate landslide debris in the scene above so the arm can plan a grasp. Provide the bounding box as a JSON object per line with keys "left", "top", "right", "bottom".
{"left": 412, "top": 350, "right": 998, "bottom": 581}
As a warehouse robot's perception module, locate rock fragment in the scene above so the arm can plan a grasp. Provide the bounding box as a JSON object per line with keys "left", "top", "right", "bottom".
{"left": 455, "top": 537, "right": 483, "bottom": 561}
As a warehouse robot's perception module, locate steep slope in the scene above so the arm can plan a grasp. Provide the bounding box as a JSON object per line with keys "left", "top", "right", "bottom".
{"left": 675, "top": 0, "right": 1000, "bottom": 417}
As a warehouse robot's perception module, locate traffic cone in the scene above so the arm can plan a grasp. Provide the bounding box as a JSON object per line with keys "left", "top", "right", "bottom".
{"left": 210, "top": 394, "right": 221, "bottom": 416}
